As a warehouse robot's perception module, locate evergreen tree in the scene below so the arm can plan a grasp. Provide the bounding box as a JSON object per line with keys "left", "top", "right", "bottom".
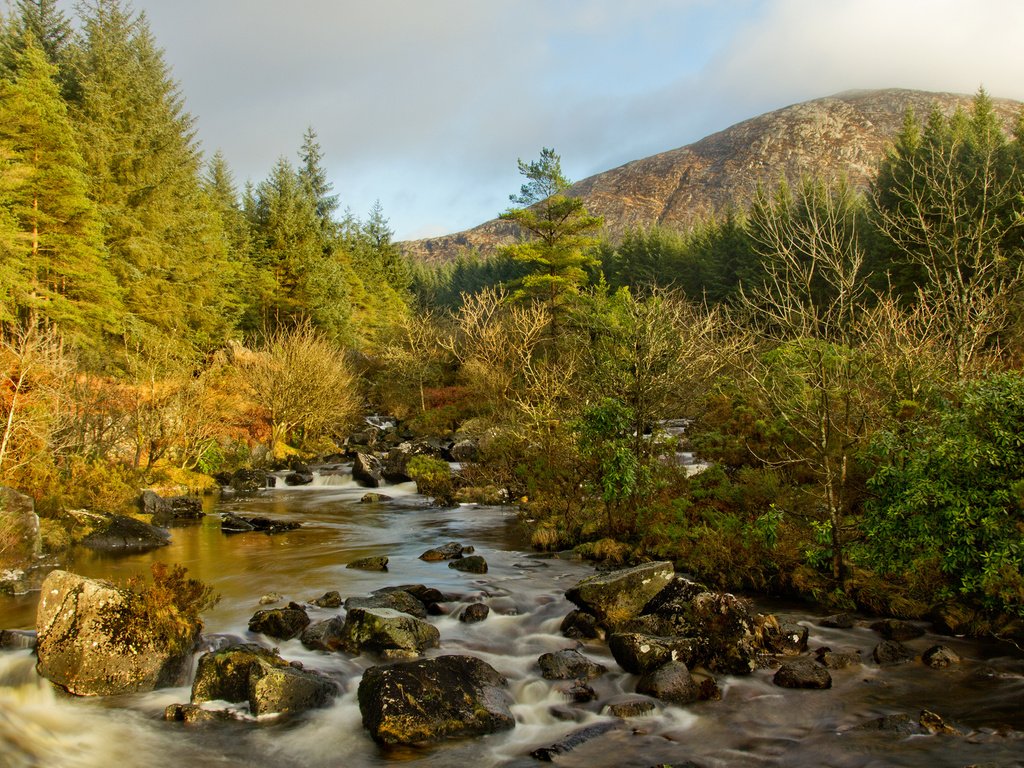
{"left": 0, "top": 36, "right": 120, "bottom": 347}
{"left": 0, "top": 0, "right": 73, "bottom": 74}
{"left": 298, "top": 126, "right": 339, "bottom": 230}
{"left": 363, "top": 199, "right": 411, "bottom": 293}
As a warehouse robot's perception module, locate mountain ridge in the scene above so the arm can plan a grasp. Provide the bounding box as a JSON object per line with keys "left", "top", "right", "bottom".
{"left": 400, "top": 88, "right": 1022, "bottom": 263}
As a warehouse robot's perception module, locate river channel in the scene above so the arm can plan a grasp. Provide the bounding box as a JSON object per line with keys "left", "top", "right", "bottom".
{"left": 1, "top": 469, "right": 1022, "bottom": 767}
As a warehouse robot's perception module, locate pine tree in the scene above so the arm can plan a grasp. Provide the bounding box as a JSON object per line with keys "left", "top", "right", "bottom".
{"left": 0, "top": 0, "right": 73, "bottom": 73}
{"left": 298, "top": 126, "right": 339, "bottom": 230}
{"left": 0, "top": 36, "right": 121, "bottom": 347}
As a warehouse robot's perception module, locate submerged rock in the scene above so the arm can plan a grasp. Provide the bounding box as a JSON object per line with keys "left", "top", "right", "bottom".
{"left": 560, "top": 610, "right": 604, "bottom": 640}
{"left": 284, "top": 470, "right": 314, "bottom": 486}
{"left": 346, "top": 556, "right": 389, "bottom": 571}
{"left": 819, "top": 613, "right": 857, "bottom": 629}
{"left": 359, "top": 492, "right": 393, "bottom": 504}
{"left": 449, "top": 555, "right": 488, "bottom": 574}
{"left": 419, "top": 542, "right": 472, "bottom": 561}
{"left": 80, "top": 515, "right": 170, "bottom": 553}
{"left": 603, "top": 694, "right": 659, "bottom": 718}
{"left": 537, "top": 648, "right": 607, "bottom": 680}
{"left": 164, "top": 703, "right": 242, "bottom": 724}
{"left": 459, "top": 603, "right": 490, "bottom": 623}
{"left": 309, "top": 590, "right": 343, "bottom": 608}
{"left": 358, "top": 655, "right": 515, "bottom": 745}
{"left": 35, "top": 570, "right": 194, "bottom": 696}
{"left": 922, "top": 645, "right": 961, "bottom": 669}
{"left": 873, "top": 640, "right": 914, "bottom": 666}
{"left": 530, "top": 721, "right": 622, "bottom": 761}
{"left": 339, "top": 607, "right": 439, "bottom": 658}
{"left": 565, "top": 561, "right": 675, "bottom": 629}
{"left": 772, "top": 658, "right": 832, "bottom": 689}
{"left": 221, "top": 513, "right": 300, "bottom": 535}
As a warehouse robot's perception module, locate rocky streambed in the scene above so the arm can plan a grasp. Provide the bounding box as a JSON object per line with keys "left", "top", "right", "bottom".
{"left": 1, "top": 470, "right": 1024, "bottom": 767}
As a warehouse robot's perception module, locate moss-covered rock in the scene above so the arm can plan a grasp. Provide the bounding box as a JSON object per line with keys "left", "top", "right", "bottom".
{"left": 339, "top": 607, "right": 440, "bottom": 659}
{"left": 565, "top": 561, "right": 674, "bottom": 629}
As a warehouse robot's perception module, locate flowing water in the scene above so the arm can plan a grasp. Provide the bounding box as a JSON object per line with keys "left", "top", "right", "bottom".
{"left": 1, "top": 469, "right": 1023, "bottom": 768}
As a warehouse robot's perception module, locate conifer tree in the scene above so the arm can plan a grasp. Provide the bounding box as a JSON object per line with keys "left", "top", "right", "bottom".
{"left": 298, "top": 126, "right": 339, "bottom": 230}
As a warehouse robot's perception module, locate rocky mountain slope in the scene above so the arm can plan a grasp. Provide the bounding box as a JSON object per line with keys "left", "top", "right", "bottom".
{"left": 401, "top": 89, "right": 1021, "bottom": 263}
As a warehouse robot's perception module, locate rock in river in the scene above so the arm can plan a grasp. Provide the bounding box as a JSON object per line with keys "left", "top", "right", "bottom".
{"left": 538, "top": 648, "right": 607, "bottom": 680}
{"left": 358, "top": 654, "right": 515, "bottom": 745}
{"left": 565, "top": 561, "right": 675, "bottom": 629}
{"left": 80, "top": 514, "right": 170, "bottom": 553}
{"left": 339, "top": 607, "right": 440, "bottom": 658}
{"left": 248, "top": 602, "right": 310, "bottom": 640}
{"left": 773, "top": 657, "right": 833, "bottom": 689}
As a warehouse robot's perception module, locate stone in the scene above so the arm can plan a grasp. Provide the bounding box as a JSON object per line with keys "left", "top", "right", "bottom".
{"left": 352, "top": 452, "right": 383, "bottom": 488}
{"left": 449, "top": 438, "right": 479, "bottom": 463}
{"left": 248, "top": 603, "right": 310, "bottom": 640}
{"left": 871, "top": 618, "right": 926, "bottom": 642}
{"left": 345, "top": 591, "right": 428, "bottom": 619}
{"left": 310, "top": 590, "right": 343, "bottom": 608}
{"left": 564, "top": 561, "right": 675, "bottom": 629}
{"left": 819, "top": 613, "right": 857, "bottom": 629}
{"left": 603, "top": 694, "right": 659, "bottom": 718}
{"left": 814, "top": 647, "right": 861, "bottom": 669}
{"left": 300, "top": 617, "right": 347, "bottom": 652}
{"left": 449, "top": 555, "right": 488, "bottom": 574}
{"left": 228, "top": 468, "right": 267, "bottom": 493}
{"left": 636, "top": 660, "right": 699, "bottom": 705}
{"left": 560, "top": 610, "right": 604, "bottom": 640}
{"left": 249, "top": 663, "right": 337, "bottom": 716}
{"left": 537, "top": 648, "right": 607, "bottom": 680}
{"left": 339, "top": 607, "right": 440, "bottom": 658}
{"left": 358, "top": 655, "right": 515, "bottom": 745}
{"left": 221, "top": 513, "right": 300, "bottom": 535}
{"left": 562, "top": 680, "right": 597, "bottom": 702}
{"left": 382, "top": 442, "right": 424, "bottom": 484}
{"left": 530, "top": 722, "right": 622, "bottom": 761}
{"left": 759, "top": 619, "right": 809, "bottom": 656}
{"left": 922, "top": 645, "right": 961, "bottom": 669}
{"left": 608, "top": 632, "right": 701, "bottom": 674}
{"left": 80, "top": 515, "right": 170, "bottom": 553}
{"left": 359, "top": 493, "right": 392, "bottom": 504}
{"left": 459, "top": 603, "right": 490, "bottom": 623}
{"left": 419, "top": 541, "right": 471, "bottom": 561}
{"left": 258, "top": 592, "right": 283, "bottom": 605}
{"left": 192, "top": 643, "right": 284, "bottom": 704}
{"left": 772, "top": 658, "right": 832, "bottom": 689}
{"left": 872, "top": 640, "right": 914, "bottom": 666}
{"left": 164, "top": 703, "right": 241, "bottom": 724}
{"left": 680, "top": 592, "right": 759, "bottom": 674}
{"left": 35, "top": 570, "right": 194, "bottom": 696}
{"left": 919, "top": 709, "right": 960, "bottom": 735}
{"left": 346, "top": 556, "right": 389, "bottom": 571}
{"left": 284, "top": 470, "right": 314, "bottom": 486}
{"left": 852, "top": 713, "right": 925, "bottom": 736}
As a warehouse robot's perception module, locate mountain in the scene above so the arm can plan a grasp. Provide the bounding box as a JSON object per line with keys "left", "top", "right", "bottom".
{"left": 400, "top": 89, "right": 1022, "bottom": 263}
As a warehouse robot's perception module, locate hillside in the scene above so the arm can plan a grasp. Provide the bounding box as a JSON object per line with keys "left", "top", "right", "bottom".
{"left": 401, "top": 89, "right": 1022, "bottom": 263}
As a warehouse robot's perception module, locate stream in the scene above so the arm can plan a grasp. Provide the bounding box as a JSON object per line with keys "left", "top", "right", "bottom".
{"left": 1, "top": 468, "right": 1023, "bottom": 767}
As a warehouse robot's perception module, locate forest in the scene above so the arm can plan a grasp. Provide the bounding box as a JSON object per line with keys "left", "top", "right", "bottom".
{"left": 2, "top": 0, "right": 1024, "bottom": 638}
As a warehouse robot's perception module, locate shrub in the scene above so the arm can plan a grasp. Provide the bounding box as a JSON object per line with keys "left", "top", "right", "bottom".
{"left": 125, "top": 563, "right": 219, "bottom": 657}
{"left": 407, "top": 455, "right": 455, "bottom": 505}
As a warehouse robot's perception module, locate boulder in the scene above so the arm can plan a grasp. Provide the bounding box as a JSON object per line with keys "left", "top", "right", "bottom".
{"left": 537, "top": 648, "right": 607, "bottom": 680}
{"left": 310, "top": 590, "right": 343, "bottom": 608}
{"left": 608, "top": 632, "right": 701, "bottom": 674}
{"left": 562, "top": 679, "right": 597, "bottom": 702}
{"left": 759, "top": 618, "right": 809, "bottom": 656}
{"left": 138, "top": 489, "right": 170, "bottom": 518}
{"left": 300, "top": 617, "right": 347, "bottom": 652}
{"left": 564, "top": 561, "right": 675, "bottom": 629}
{"left": 530, "top": 722, "right": 622, "bottom": 761}
{"left": 359, "top": 493, "right": 392, "bottom": 504}
{"left": 871, "top": 618, "right": 926, "bottom": 642}
{"left": 419, "top": 542, "right": 472, "bottom": 561}
{"left": 459, "top": 603, "right": 490, "bottom": 623}
{"left": 345, "top": 591, "right": 428, "bottom": 619}
{"left": 603, "top": 694, "right": 659, "bottom": 718}
{"left": 872, "top": 640, "right": 914, "bottom": 666}
{"left": 358, "top": 655, "right": 515, "bottom": 745}
{"left": 560, "top": 610, "right": 604, "bottom": 640}
{"left": 228, "top": 468, "right": 267, "bottom": 494}
{"left": 35, "top": 570, "right": 194, "bottom": 696}
{"left": 819, "top": 613, "right": 857, "bottom": 629}
{"left": 80, "top": 515, "right": 171, "bottom": 553}
{"left": 382, "top": 442, "right": 425, "bottom": 483}
{"left": 339, "top": 607, "right": 440, "bottom": 658}
{"left": 352, "top": 452, "right": 383, "bottom": 488}
{"left": 373, "top": 584, "right": 446, "bottom": 613}
{"left": 221, "top": 513, "right": 300, "bottom": 535}
{"left": 284, "top": 470, "right": 314, "bottom": 486}
{"left": 636, "top": 660, "right": 699, "bottom": 705}
{"left": 814, "top": 647, "right": 861, "bottom": 669}
{"left": 164, "top": 703, "right": 241, "bottom": 724}
{"left": 346, "top": 556, "right": 389, "bottom": 571}
{"left": 144, "top": 492, "right": 204, "bottom": 526}
{"left": 247, "top": 603, "right": 310, "bottom": 640}
{"left": 449, "top": 438, "right": 479, "bottom": 463}
{"left": 922, "top": 645, "right": 961, "bottom": 669}
{"left": 449, "top": 555, "right": 488, "bottom": 574}
{"left": 191, "top": 643, "right": 336, "bottom": 716}
{"left": 772, "top": 658, "right": 832, "bottom": 689}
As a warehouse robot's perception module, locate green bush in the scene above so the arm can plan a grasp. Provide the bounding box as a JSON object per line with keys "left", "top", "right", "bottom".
{"left": 407, "top": 454, "right": 456, "bottom": 505}
{"left": 125, "top": 563, "right": 220, "bottom": 656}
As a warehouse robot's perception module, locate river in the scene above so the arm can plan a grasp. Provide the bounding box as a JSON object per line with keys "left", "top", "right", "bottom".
{"left": 1, "top": 469, "right": 1023, "bottom": 767}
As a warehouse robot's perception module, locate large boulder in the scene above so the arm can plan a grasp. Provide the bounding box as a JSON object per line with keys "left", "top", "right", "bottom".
{"left": 0, "top": 486, "right": 40, "bottom": 566}
{"left": 564, "top": 561, "right": 675, "bottom": 629}
{"left": 80, "top": 515, "right": 170, "bottom": 553}
{"left": 382, "top": 442, "right": 425, "bottom": 483}
{"left": 142, "top": 491, "right": 204, "bottom": 526}
{"left": 339, "top": 607, "right": 440, "bottom": 659}
{"left": 773, "top": 658, "right": 832, "bottom": 689}
{"left": 191, "top": 643, "right": 336, "bottom": 716}
{"left": 419, "top": 542, "right": 472, "bottom": 561}
{"left": 35, "top": 570, "right": 193, "bottom": 696}
{"left": 345, "top": 591, "right": 428, "bottom": 620}
{"left": 248, "top": 603, "right": 310, "bottom": 640}
{"left": 537, "top": 648, "right": 607, "bottom": 680}
{"left": 608, "top": 632, "right": 701, "bottom": 674}
{"left": 228, "top": 468, "right": 267, "bottom": 494}
{"left": 352, "top": 452, "right": 384, "bottom": 488}
{"left": 358, "top": 655, "right": 515, "bottom": 745}
{"left": 300, "top": 617, "right": 347, "bottom": 652}
{"left": 635, "top": 660, "right": 699, "bottom": 705}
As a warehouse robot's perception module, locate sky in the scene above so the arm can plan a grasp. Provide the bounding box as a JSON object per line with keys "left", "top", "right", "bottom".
{"left": 59, "top": 0, "right": 1024, "bottom": 241}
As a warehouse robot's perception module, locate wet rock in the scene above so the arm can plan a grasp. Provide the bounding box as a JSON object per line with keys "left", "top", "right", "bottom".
{"left": 530, "top": 721, "right": 622, "bottom": 761}
{"left": 310, "top": 590, "right": 343, "bottom": 608}
{"left": 419, "top": 542, "right": 472, "bottom": 561}
{"left": 680, "top": 592, "right": 759, "bottom": 674}
{"left": 164, "top": 703, "right": 242, "bottom": 724}
{"left": 459, "top": 603, "right": 490, "bottom": 623}
{"left": 300, "top": 617, "right": 347, "bottom": 652}
{"left": 221, "top": 513, "right": 300, "bottom": 535}
{"left": 345, "top": 591, "right": 428, "bottom": 619}
{"left": 145, "top": 493, "right": 204, "bottom": 526}
{"left": 871, "top": 618, "right": 926, "bottom": 642}
{"left": 694, "top": 673, "right": 721, "bottom": 701}
{"left": 851, "top": 712, "right": 925, "bottom": 735}
{"left": 636, "top": 660, "right": 699, "bottom": 705}
{"left": 258, "top": 592, "right": 283, "bottom": 605}
{"left": 772, "top": 658, "right": 832, "bottom": 689}
{"left": 247, "top": 603, "right": 310, "bottom": 640}
{"left": 191, "top": 643, "right": 336, "bottom": 716}
{"left": 564, "top": 561, "right": 675, "bottom": 629}
{"left": 346, "top": 555, "right": 389, "bottom": 571}
{"left": 759, "top": 618, "right": 809, "bottom": 656}
{"left": 284, "top": 470, "right": 314, "bottom": 486}
{"left": 228, "top": 468, "right": 267, "bottom": 494}
{"left": 0, "top": 629, "right": 36, "bottom": 650}
{"left": 339, "top": 607, "right": 440, "bottom": 658}
{"left": 80, "top": 515, "right": 170, "bottom": 553}
{"left": 819, "top": 613, "right": 857, "bottom": 629}
{"left": 358, "top": 654, "right": 515, "bottom": 745}
{"left": 449, "top": 555, "right": 488, "bottom": 574}
{"left": 814, "top": 647, "right": 861, "bottom": 669}
{"left": 640, "top": 576, "right": 708, "bottom": 621}
{"left": 537, "top": 648, "right": 607, "bottom": 680}
{"left": 919, "top": 708, "right": 960, "bottom": 735}
{"left": 560, "top": 610, "right": 604, "bottom": 640}
{"left": 562, "top": 680, "right": 597, "bottom": 702}
{"left": 359, "top": 493, "right": 393, "bottom": 503}
{"left": 352, "top": 452, "right": 383, "bottom": 488}
{"left": 382, "top": 442, "right": 426, "bottom": 483}
{"left": 872, "top": 640, "right": 914, "bottom": 666}
{"left": 608, "top": 632, "right": 701, "bottom": 674}
{"left": 35, "top": 570, "right": 195, "bottom": 696}
{"left": 372, "top": 584, "right": 447, "bottom": 615}
{"left": 922, "top": 645, "right": 961, "bottom": 669}
{"left": 603, "top": 694, "right": 659, "bottom": 718}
